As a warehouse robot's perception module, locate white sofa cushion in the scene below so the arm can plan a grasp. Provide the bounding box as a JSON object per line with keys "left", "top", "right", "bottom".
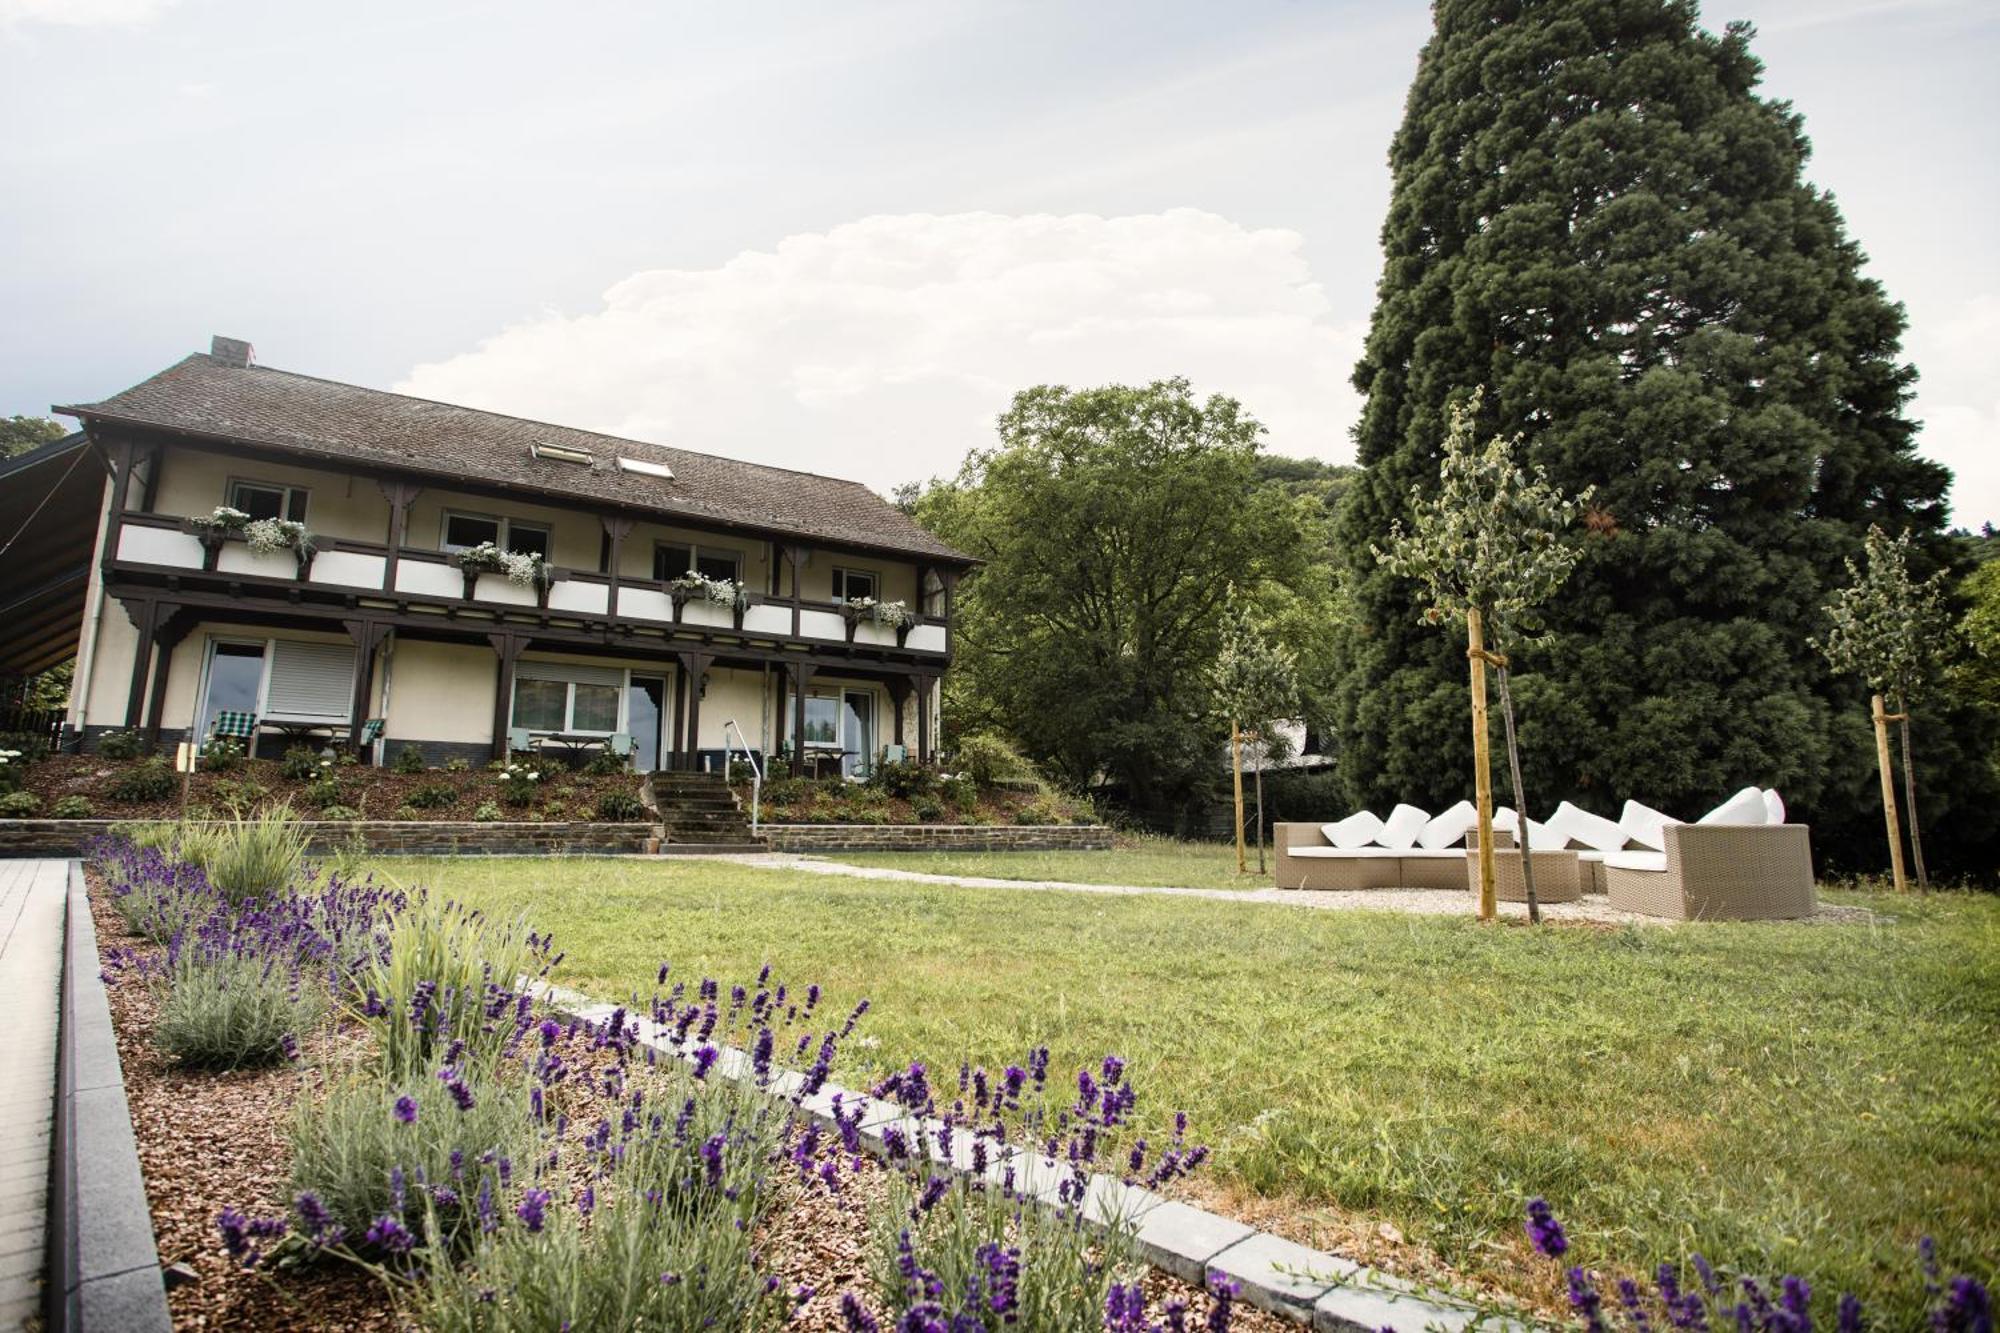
{"left": 1546, "top": 800, "right": 1628, "bottom": 853}
{"left": 1763, "top": 788, "right": 1786, "bottom": 824}
{"left": 1491, "top": 805, "right": 1518, "bottom": 831}
{"left": 1417, "top": 800, "right": 1479, "bottom": 850}
{"left": 1321, "top": 811, "right": 1383, "bottom": 849}
{"left": 1698, "top": 786, "right": 1769, "bottom": 826}
{"left": 1602, "top": 850, "right": 1669, "bottom": 873}
{"left": 1377, "top": 803, "right": 1431, "bottom": 850}
{"left": 1619, "top": 800, "right": 1679, "bottom": 852}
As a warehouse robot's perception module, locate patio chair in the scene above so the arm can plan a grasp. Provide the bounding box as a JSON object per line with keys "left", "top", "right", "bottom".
{"left": 607, "top": 733, "right": 634, "bottom": 766}
{"left": 209, "top": 709, "right": 259, "bottom": 758}
{"left": 507, "top": 726, "right": 532, "bottom": 755}
{"left": 881, "top": 743, "right": 908, "bottom": 765}
{"left": 352, "top": 717, "right": 384, "bottom": 761}
{"left": 1599, "top": 787, "right": 1815, "bottom": 920}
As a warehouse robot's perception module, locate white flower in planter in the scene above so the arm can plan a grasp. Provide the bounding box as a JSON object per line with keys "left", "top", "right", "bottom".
{"left": 244, "top": 517, "right": 315, "bottom": 557}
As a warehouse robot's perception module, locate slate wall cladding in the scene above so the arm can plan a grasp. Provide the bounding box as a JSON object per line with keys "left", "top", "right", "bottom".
{"left": 759, "top": 824, "right": 1113, "bottom": 853}
{"left": 0, "top": 821, "right": 656, "bottom": 858}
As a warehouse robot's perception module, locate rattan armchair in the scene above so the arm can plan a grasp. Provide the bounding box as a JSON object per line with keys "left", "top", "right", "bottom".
{"left": 1604, "top": 824, "right": 1815, "bottom": 920}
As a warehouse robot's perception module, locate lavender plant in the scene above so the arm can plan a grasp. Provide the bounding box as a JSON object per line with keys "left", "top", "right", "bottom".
{"left": 1521, "top": 1196, "right": 1993, "bottom": 1332}
{"left": 154, "top": 948, "right": 324, "bottom": 1068}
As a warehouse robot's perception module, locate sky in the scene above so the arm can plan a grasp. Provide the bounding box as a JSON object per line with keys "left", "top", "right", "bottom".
{"left": 2, "top": 0, "right": 1994, "bottom": 527}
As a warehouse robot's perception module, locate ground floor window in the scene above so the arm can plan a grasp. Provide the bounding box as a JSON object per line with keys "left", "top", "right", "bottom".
{"left": 511, "top": 663, "right": 624, "bottom": 736}
{"left": 786, "top": 686, "right": 878, "bottom": 777}
{"left": 194, "top": 636, "right": 356, "bottom": 739}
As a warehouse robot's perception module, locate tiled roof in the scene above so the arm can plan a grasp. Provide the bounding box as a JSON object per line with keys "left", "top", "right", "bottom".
{"left": 59, "top": 353, "right": 971, "bottom": 563}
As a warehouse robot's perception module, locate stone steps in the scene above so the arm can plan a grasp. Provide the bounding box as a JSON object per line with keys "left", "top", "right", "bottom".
{"left": 642, "top": 770, "right": 765, "bottom": 850}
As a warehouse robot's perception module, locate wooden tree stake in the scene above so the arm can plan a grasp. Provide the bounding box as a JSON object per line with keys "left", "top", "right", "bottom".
{"left": 1231, "top": 722, "right": 1248, "bottom": 875}
{"left": 1871, "top": 693, "right": 1908, "bottom": 894}
{"left": 1467, "top": 607, "right": 1496, "bottom": 921}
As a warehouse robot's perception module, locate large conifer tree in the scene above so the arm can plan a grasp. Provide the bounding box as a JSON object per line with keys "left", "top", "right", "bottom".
{"left": 1335, "top": 0, "right": 1972, "bottom": 868}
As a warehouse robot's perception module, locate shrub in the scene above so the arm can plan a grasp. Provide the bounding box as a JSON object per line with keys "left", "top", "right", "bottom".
{"left": 870, "top": 758, "right": 936, "bottom": 800}
{"left": 0, "top": 791, "right": 41, "bottom": 817}
{"left": 155, "top": 952, "right": 323, "bottom": 1069}
{"left": 355, "top": 896, "right": 553, "bottom": 1081}
{"left": 212, "top": 777, "right": 272, "bottom": 817}
{"left": 404, "top": 782, "right": 456, "bottom": 811}
{"left": 727, "top": 759, "right": 758, "bottom": 784}
{"left": 1015, "top": 798, "right": 1063, "bottom": 826}
{"left": 198, "top": 737, "right": 244, "bottom": 772}
{"left": 0, "top": 730, "right": 52, "bottom": 763}
{"left": 584, "top": 748, "right": 629, "bottom": 777}
{"left": 302, "top": 776, "right": 346, "bottom": 810}
{"left": 97, "top": 729, "right": 149, "bottom": 759}
{"left": 206, "top": 806, "right": 310, "bottom": 906}
{"left": 318, "top": 804, "right": 362, "bottom": 821}
{"left": 950, "top": 731, "right": 1039, "bottom": 789}
{"left": 594, "top": 791, "right": 646, "bottom": 821}
{"left": 393, "top": 803, "right": 423, "bottom": 821}
{"left": 472, "top": 801, "right": 503, "bottom": 822}
{"left": 279, "top": 746, "right": 329, "bottom": 782}
{"left": 108, "top": 757, "right": 176, "bottom": 802}
{"left": 537, "top": 802, "right": 569, "bottom": 822}
{"left": 443, "top": 756, "right": 471, "bottom": 774}
{"left": 910, "top": 795, "right": 945, "bottom": 822}
{"left": 497, "top": 763, "right": 540, "bottom": 806}
{"left": 941, "top": 774, "right": 978, "bottom": 813}
{"left": 391, "top": 745, "right": 426, "bottom": 775}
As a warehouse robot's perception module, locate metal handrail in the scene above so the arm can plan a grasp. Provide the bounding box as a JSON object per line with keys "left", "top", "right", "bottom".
{"left": 721, "top": 719, "right": 763, "bottom": 833}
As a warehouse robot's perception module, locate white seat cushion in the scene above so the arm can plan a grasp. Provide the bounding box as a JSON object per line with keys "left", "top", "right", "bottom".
{"left": 1619, "top": 800, "right": 1679, "bottom": 852}
{"left": 1546, "top": 800, "right": 1628, "bottom": 853}
{"left": 1698, "top": 786, "right": 1769, "bottom": 826}
{"left": 1763, "top": 788, "right": 1786, "bottom": 824}
{"left": 1288, "top": 846, "right": 1407, "bottom": 859}
{"left": 1377, "top": 803, "right": 1431, "bottom": 850}
{"left": 1602, "top": 850, "right": 1669, "bottom": 873}
{"left": 1322, "top": 811, "right": 1383, "bottom": 849}
{"left": 1402, "top": 847, "right": 1471, "bottom": 859}
{"left": 1491, "top": 805, "right": 1518, "bottom": 831}
{"left": 1417, "top": 800, "right": 1479, "bottom": 850}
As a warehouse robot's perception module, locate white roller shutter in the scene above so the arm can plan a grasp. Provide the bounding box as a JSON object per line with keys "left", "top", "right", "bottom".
{"left": 516, "top": 661, "right": 625, "bottom": 689}
{"left": 266, "top": 640, "right": 357, "bottom": 720}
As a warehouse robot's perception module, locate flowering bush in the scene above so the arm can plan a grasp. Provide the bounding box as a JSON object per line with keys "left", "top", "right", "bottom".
{"left": 455, "top": 542, "right": 550, "bottom": 589}
{"left": 498, "top": 764, "right": 540, "bottom": 806}
{"left": 244, "top": 517, "right": 315, "bottom": 559}
{"left": 0, "top": 747, "right": 23, "bottom": 795}
{"left": 841, "top": 596, "right": 912, "bottom": 628}
{"left": 1521, "top": 1197, "right": 1992, "bottom": 1331}
{"left": 198, "top": 737, "right": 245, "bottom": 773}
{"left": 669, "top": 570, "right": 751, "bottom": 611}
{"left": 187, "top": 505, "right": 252, "bottom": 535}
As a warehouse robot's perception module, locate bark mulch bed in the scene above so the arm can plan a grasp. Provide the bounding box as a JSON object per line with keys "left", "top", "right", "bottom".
{"left": 27, "top": 756, "right": 642, "bottom": 824}
{"left": 88, "top": 870, "right": 1284, "bottom": 1332}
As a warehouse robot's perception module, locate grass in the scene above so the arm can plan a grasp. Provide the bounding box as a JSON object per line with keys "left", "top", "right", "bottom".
{"left": 823, "top": 833, "right": 1270, "bottom": 890}
{"left": 362, "top": 853, "right": 1999, "bottom": 1321}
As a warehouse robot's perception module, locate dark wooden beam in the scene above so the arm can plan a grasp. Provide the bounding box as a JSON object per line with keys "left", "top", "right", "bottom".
{"left": 885, "top": 676, "right": 912, "bottom": 747}
{"left": 378, "top": 479, "right": 422, "bottom": 596}
{"left": 118, "top": 597, "right": 156, "bottom": 729}
{"left": 675, "top": 651, "right": 713, "bottom": 772}
{"left": 787, "top": 661, "right": 817, "bottom": 777}
{"left": 140, "top": 604, "right": 189, "bottom": 747}
{"left": 343, "top": 619, "right": 390, "bottom": 758}
{"left": 487, "top": 631, "right": 526, "bottom": 761}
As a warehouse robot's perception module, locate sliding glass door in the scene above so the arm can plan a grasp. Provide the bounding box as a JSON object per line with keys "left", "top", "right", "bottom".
{"left": 628, "top": 675, "right": 667, "bottom": 772}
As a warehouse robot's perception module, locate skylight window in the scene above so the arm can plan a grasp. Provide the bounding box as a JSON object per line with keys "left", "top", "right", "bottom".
{"left": 617, "top": 456, "right": 674, "bottom": 480}
{"left": 532, "top": 442, "right": 595, "bottom": 465}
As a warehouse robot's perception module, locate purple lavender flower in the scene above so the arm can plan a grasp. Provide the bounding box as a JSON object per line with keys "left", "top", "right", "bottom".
{"left": 692, "top": 1044, "right": 720, "bottom": 1080}
{"left": 1568, "top": 1267, "right": 1608, "bottom": 1333}
{"left": 699, "top": 1132, "right": 728, "bottom": 1187}
{"left": 753, "top": 1026, "right": 775, "bottom": 1082}
{"left": 840, "top": 1292, "right": 881, "bottom": 1332}
{"left": 365, "top": 1213, "right": 415, "bottom": 1254}
{"left": 1940, "top": 1276, "right": 1992, "bottom": 1333}
{"left": 1206, "top": 1274, "right": 1238, "bottom": 1332}
{"left": 1525, "top": 1197, "right": 1568, "bottom": 1258}
{"left": 1837, "top": 1293, "right": 1863, "bottom": 1333}
{"left": 280, "top": 1032, "right": 301, "bottom": 1062}
{"left": 394, "top": 1095, "right": 418, "bottom": 1124}
{"left": 976, "top": 1241, "right": 1020, "bottom": 1317}
{"left": 515, "top": 1187, "right": 551, "bottom": 1233}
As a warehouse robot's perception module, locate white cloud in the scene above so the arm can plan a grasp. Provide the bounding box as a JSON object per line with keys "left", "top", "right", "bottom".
{"left": 396, "top": 210, "right": 1363, "bottom": 494}
{"left": 1907, "top": 292, "right": 2000, "bottom": 529}
{"left": 0, "top": 0, "right": 174, "bottom": 27}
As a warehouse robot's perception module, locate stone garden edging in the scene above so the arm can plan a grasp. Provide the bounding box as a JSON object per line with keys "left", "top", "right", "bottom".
{"left": 0, "top": 820, "right": 657, "bottom": 859}
{"left": 50, "top": 860, "right": 173, "bottom": 1332}
{"left": 758, "top": 823, "right": 1114, "bottom": 854}
{"left": 532, "top": 981, "right": 1518, "bottom": 1332}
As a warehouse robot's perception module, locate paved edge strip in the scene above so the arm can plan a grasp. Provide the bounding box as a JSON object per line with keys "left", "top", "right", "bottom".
{"left": 50, "top": 861, "right": 172, "bottom": 1333}
{"left": 530, "top": 981, "right": 1530, "bottom": 1332}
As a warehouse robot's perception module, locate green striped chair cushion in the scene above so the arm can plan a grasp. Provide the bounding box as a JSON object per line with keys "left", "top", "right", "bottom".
{"left": 211, "top": 710, "right": 259, "bottom": 740}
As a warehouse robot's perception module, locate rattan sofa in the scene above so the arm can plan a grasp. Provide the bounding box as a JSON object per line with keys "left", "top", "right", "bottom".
{"left": 1602, "top": 823, "right": 1815, "bottom": 920}
{"left": 1273, "top": 823, "right": 1469, "bottom": 891}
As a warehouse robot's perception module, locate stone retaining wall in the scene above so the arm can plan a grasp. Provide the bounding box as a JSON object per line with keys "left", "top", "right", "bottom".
{"left": 0, "top": 820, "right": 656, "bottom": 858}
{"left": 759, "top": 823, "right": 1112, "bottom": 853}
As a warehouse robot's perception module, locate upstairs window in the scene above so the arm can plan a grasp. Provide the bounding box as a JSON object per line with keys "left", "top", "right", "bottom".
{"left": 442, "top": 512, "right": 551, "bottom": 558}
{"left": 229, "top": 480, "right": 308, "bottom": 523}
{"left": 831, "top": 567, "right": 877, "bottom": 604}
{"left": 653, "top": 542, "right": 741, "bottom": 584}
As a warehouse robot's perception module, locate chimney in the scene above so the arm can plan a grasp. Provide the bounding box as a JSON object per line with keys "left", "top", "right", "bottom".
{"left": 210, "top": 335, "right": 254, "bottom": 368}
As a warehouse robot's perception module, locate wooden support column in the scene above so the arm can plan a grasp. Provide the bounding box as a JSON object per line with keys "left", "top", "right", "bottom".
{"left": 379, "top": 480, "right": 422, "bottom": 595}
{"left": 913, "top": 672, "right": 938, "bottom": 765}
{"left": 140, "top": 604, "right": 189, "bottom": 748}
{"left": 676, "top": 651, "right": 713, "bottom": 772}
{"left": 601, "top": 515, "right": 634, "bottom": 624}
{"left": 118, "top": 597, "right": 157, "bottom": 729}
{"left": 788, "top": 662, "right": 816, "bottom": 777}
{"left": 343, "top": 619, "right": 390, "bottom": 759}
{"left": 885, "top": 677, "right": 912, "bottom": 747}
{"left": 100, "top": 437, "right": 137, "bottom": 576}
{"left": 488, "top": 631, "right": 526, "bottom": 761}
{"left": 778, "top": 544, "right": 807, "bottom": 638}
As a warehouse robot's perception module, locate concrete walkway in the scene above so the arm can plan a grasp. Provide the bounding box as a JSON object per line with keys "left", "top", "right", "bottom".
{"left": 0, "top": 859, "right": 65, "bottom": 1328}
{"left": 685, "top": 850, "right": 1674, "bottom": 922}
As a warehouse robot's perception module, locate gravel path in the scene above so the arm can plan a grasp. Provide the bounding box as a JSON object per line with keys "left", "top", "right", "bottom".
{"left": 682, "top": 853, "right": 1874, "bottom": 925}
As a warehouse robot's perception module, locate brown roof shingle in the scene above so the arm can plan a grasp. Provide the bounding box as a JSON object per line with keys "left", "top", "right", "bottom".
{"left": 59, "top": 352, "right": 971, "bottom": 564}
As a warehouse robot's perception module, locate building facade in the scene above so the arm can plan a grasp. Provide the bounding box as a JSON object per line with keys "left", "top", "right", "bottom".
{"left": 51, "top": 337, "right": 972, "bottom": 775}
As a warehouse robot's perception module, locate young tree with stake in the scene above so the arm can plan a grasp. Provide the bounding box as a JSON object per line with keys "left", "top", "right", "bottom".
{"left": 1815, "top": 525, "right": 1954, "bottom": 891}
{"left": 1375, "top": 392, "right": 1591, "bottom": 923}
{"left": 1210, "top": 606, "right": 1300, "bottom": 875}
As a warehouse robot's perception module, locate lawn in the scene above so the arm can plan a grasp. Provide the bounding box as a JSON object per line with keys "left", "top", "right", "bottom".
{"left": 366, "top": 853, "right": 1999, "bottom": 1322}
{"left": 822, "top": 833, "right": 1268, "bottom": 890}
